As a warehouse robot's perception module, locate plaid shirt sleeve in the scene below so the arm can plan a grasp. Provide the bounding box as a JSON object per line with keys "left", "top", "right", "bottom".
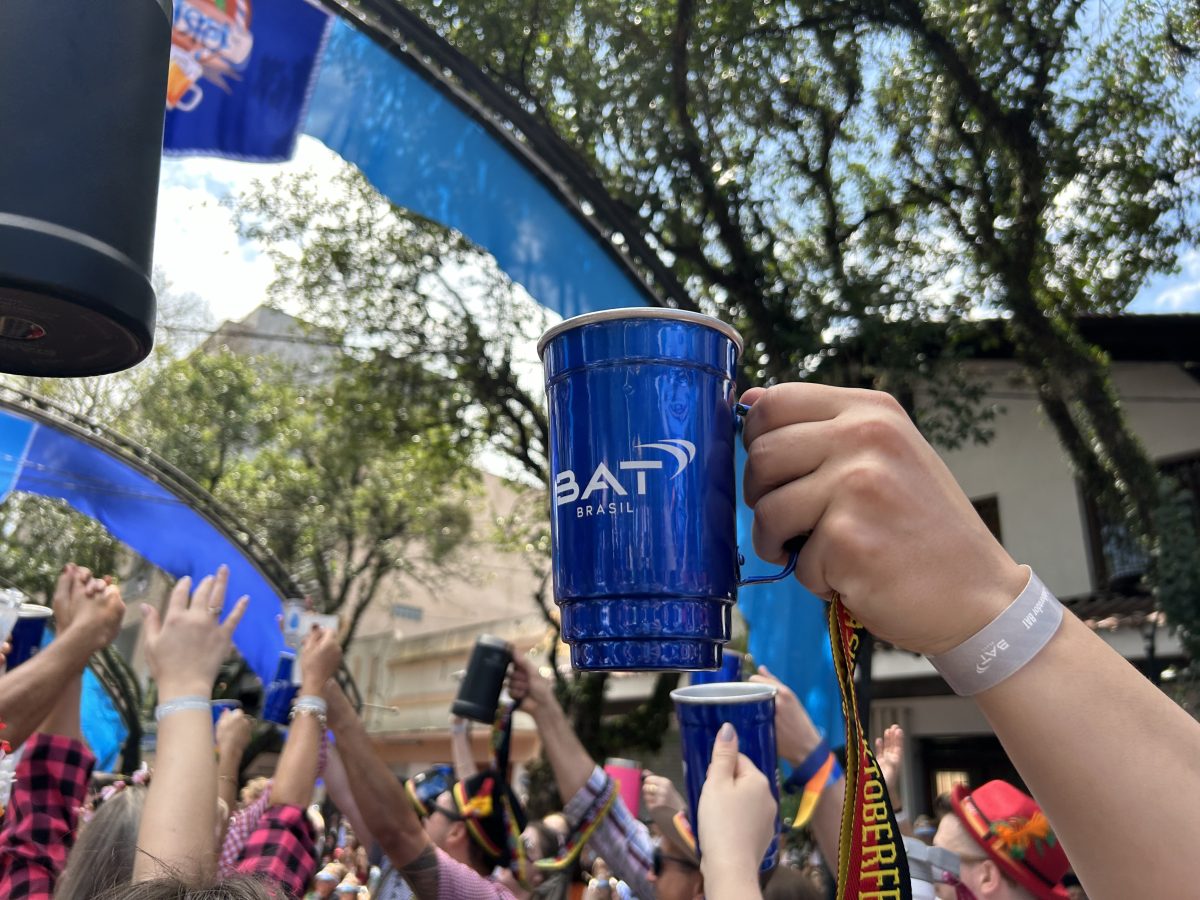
{"left": 0, "top": 733, "right": 95, "bottom": 900}
{"left": 562, "top": 766, "right": 654, "bottom": 900}
{"left": 427, "top": 846, "right": 517, "bottom": 900}
{"left": 234, "top": 803, "right": 317, "bottom": 899}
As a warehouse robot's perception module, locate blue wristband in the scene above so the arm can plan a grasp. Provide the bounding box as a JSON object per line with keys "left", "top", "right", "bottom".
{"left": 783, "top": 739, "right": 832, "bottom": 794}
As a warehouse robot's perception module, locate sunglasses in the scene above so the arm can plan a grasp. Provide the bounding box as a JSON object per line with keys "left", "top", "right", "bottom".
{"left": 652, "top": 847, "right": 699, "bottom": 877}
{"left": 429, "top": 803, "right": 464, "bottom": 823}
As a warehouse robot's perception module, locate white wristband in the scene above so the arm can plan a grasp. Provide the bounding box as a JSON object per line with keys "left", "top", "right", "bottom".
{"left": 155, "top": 696, "right": 211, "bottom": 722}
{"left": 928, "top": 567, "right": 1064, "bottom": 696}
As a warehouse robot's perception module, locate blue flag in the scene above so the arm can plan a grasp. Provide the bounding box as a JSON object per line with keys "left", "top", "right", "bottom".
{"left": 163, "top": 0, "right": 331, "bottom": 162}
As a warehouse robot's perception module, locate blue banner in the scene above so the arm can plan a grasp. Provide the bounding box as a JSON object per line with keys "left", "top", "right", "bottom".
{"left": 0, "top": 409, "right": 286, "bottom": 683}
{"left": 164, "top": 0, "right": 331, "bottom": 162}
{"left": 303, "top": 20, "right": 653, "bottom": 320}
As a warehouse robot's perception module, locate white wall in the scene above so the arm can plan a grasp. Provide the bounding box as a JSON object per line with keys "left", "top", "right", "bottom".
{"left": 927, "top": 360, "right": 1200, "bottom": 599}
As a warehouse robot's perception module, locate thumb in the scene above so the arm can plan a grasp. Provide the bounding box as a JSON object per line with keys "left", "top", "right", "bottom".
{"left": 707, "top": 722, "right": 740, "bottom": 780}
{"left": 874, "top": 736, "right": 884, "bottom": 757}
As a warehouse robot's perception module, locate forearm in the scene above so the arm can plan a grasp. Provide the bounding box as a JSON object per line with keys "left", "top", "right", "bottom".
{"left": 449, "top": 721, "right": 478, "bottom": 780}
{"left": 325, "top": 684, "right": 430, "bottom": 868}
{"left": 37, "top": 672, "right": 83, "bottom": 742}
{"left": 531, "top": 701, "right": 597, "bottom": 801}
{"left": 0, "top": 628, "right": 92, "bottom": 747}
{"left": 699, "top": 868, "right": 763, "bottom": 900}
{"left": 133, "top": 703, "right": 217, "bottom": 883}
{"left": 322, "top": 747, "right": 376, "bottom": 851}
{"left": 810, "top": 774, "right": 844, "bottom": 873}
{"left": 270, "top": 697, "right": 321, "bottom": 808}
{"left": 976, "top": 613, "right": 1200, "bottom": 898}
{"left": 217, "top": 754, "right": 241, "bottom": 827}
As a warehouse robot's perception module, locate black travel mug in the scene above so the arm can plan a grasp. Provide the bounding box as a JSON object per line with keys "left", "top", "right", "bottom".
{"left": 451, "top": 635, "right": 513, "bottom": 723}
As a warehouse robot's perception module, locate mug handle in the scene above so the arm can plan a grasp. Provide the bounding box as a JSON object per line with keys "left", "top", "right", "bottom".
{"left": 734, "top": 401, "right": 804, "bottom": 586}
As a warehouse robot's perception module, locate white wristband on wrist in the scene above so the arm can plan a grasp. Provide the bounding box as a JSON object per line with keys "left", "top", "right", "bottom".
{"left": 155, "top": 696, "right": 211, "bottom": 722}
{"left": 928, "top": 567, "right": 1064, "bottom": 696}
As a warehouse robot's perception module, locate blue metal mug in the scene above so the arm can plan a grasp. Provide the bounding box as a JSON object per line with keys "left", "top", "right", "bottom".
{"left": 262, "top": 651, "right": 297, "bottom": 725}
{"left": 672, "top": 682, "right": 781, "bottom": 871}
{"left": 689, "top": 649, "right": 745, "bottom": 687}
{"left": 538, "top": 309, "right": 795, "bottom": 671}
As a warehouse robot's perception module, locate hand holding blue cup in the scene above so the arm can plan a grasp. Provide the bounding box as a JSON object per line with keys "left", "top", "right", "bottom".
{"left": 539, "top": 309, "right": 797, "bottom": 671}
{"left": 672, "top": 682, "right": 781, "bottom": 871}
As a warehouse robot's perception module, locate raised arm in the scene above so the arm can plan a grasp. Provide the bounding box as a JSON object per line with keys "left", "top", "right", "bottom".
{"left": 216, "top": 707, "right": 252, "bottom": 836}
{"left": 270, "top": 627, "right": 339, "bottom": 808}
{"left": 0, "top": 565, "right": 121, "bottom": 748}
{"left": 507, "top": 656, "right": 595, "bottom": 800}
{"left": 741, "top": 382, "right": 1200, "bottom": 899}
{"left": 748, "top": 666, "right": 843, "bottom": 868}
{"left": 449, "top": 715, "right": 479, "bottom": 781}
{"left": 322, "top": 660, "right": 440, "bottom": 897}
{"left": 134, "top": 567, "right": 247, "bottom": 884}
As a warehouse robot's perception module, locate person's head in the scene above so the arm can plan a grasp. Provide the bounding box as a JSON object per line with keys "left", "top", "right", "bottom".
{"left": 96, "top": 878, "right": 274, "bottom": 900}
{"left": 650, "top": 830, "right": 703, "bottom": 900}
{"left": 763, "top": 863, "right": 823, "bottom": 900}
{"left": 424, "top": 770, "right": 527, "bottom": 877}
{"left": 56, "top": 784, "right": 147, "bottom": 900}
{"left": 933, "top": 782, "right": 1069, "bottom": 900}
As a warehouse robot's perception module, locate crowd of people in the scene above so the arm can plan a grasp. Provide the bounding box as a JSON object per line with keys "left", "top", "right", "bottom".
{"left": 0, "top": 384, "right": 1196, "bottom": 899}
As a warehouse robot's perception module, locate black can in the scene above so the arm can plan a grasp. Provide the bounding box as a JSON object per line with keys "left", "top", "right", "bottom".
{"left": 451, "top": 635, "right": 513, "bottom": 723}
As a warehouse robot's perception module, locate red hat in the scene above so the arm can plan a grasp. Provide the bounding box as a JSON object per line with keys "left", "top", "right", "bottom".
{"left": 951, "top": 782, "right": 1069, "bottom": 900}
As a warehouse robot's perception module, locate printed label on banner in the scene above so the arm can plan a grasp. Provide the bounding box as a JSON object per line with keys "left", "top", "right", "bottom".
{"left": 830, "top": 599, "right": 912, "bottom": 900}
{"left": 168, "top": 0, "right": 256, "bottom": 112}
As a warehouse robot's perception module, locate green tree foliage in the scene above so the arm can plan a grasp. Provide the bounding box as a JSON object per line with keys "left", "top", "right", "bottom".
{"left": 393, "top": 0, "right": 1200, "bottom": 652}
{"left": 129, "top": 348, "right": 477, "bottom": 647}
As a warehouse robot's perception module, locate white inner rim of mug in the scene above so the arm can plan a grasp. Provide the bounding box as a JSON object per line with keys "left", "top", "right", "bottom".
{"left": 17, "top": 603, "right": 52, "bottom": 618}
{"left": 536, "top": 307, "right": 744, "bottom": 358}
{"left": 670, "top": 683, "right": 777, "bottom": 704}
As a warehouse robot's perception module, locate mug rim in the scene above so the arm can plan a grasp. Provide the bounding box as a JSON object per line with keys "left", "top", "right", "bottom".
{"left": 537, "top": 308, "right": 744, "bottom": 359}
{"left": 16, "top": 603, "right": 52, "bottom": 619}
{"left": 670, "top": 682, "right": 777, "bottom": 704}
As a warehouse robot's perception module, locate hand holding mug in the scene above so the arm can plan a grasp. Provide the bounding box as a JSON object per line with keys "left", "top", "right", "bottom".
{"left": 740, "top": 383, "right": 1027, "bottom": 656}
{"left": 697, "top": 724, "right": 776, "bottom": 898}
{"left": 142, "top": 566, "right": 247, "bottom": 701}
{"left": 506, "top": 656, "right": 557, "bottom": 719}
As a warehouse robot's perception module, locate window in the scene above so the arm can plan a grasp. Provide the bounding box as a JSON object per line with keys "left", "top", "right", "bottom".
{"left": 1082, "top": 451, "right": 1200, "bottom": 591}
{"left": 971, "top": 496, "right": 1002, "bottom": 542}
{"left": 934, "top": 770, "right": 970, "bottom": 798}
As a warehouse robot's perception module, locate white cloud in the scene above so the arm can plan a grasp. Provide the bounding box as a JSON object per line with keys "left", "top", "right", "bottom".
{"left": 1131, "top": 249, "right": 1200, "bottom": 313}
{"left": 152, "top": 137, "right": 350, "bottom": 325}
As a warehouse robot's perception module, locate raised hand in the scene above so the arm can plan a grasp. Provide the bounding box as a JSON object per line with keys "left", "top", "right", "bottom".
{"left": 740, "top": 383, "right": 1027, "bottom": 656}
{"left": 299, "top": 626, "right": 342, "bottom": 694}
{"left": 506, "top": 655, "right": 557, "bottom": 718}
{"left": 874, "top": 724, "right": 905, "bottom": 804}
{"left": 69, "top": 576, "right": 126, "bottom": 654}
{"left": 748, "top": 665, "right": 822, "bottom": 767}
{"left": 697, "top": 723, "right": 774, "bottom": 900}
{"left": 641, "top": 771, "right": 685, "bottom": 814}
{"left": 141, "top": 566, "right": 247, "bottom": 701}
{"left": 216, "top": 706, "right": 253, "bottom": 758}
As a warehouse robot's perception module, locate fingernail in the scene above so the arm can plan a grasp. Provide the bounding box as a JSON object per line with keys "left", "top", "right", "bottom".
{"left": 718, "top": 722, "right": 735, "bottom": 742}
{"left": 140, "top": 604, "right": 151, "bottom": 616}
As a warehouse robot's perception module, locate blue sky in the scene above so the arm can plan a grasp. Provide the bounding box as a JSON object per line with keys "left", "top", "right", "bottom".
{"left": 154, "top": 137, "right": 1200, "bottom": 329}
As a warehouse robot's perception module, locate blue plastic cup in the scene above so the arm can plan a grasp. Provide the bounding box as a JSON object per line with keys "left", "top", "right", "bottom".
{"left": 689, "top": 650, "right": 744, "bottom": 687}
{"left": 538, "top": 309, "right": 796, "bottom": 671}
{"left": 671, "top": 682, "right": 780, "bottom": 871}
{"left": 262, "top": 651, "right": 297, "bottom": 725}
{"left": 8, "top": 603, "right": 52, "bottom": 668}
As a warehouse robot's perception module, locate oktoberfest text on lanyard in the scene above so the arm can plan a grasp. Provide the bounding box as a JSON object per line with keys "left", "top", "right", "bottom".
{"left": 829, "top": 595, "right": 912, "bottom": 900}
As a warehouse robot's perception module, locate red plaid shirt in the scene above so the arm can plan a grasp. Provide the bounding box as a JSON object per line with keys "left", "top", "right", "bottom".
{"left": 0, "top": 733, "right": 95, "bottom": 899}
{"left": 234, "top": 803, "right": 318, "bottom": 898}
